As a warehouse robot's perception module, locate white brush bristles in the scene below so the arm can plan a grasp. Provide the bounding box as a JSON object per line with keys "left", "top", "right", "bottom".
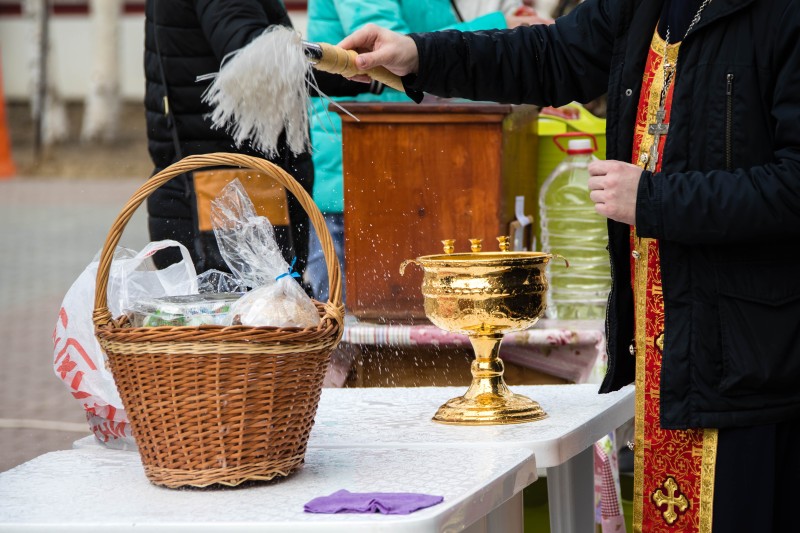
{"left": 202, "top": 26, "right": 311, "bottom": 158}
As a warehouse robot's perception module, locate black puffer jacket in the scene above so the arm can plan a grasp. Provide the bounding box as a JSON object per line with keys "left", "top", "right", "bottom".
{"left": 144, "top": 0, "right": 297, "bottom": 167}
{"left": 408, "top": 0, "right": 800, "bottom": 429}
{"left": 144, "top": 0, "right": 365, "bottom": 274}
{"left": 144, "top": 0, "right": 306, "bottom": 273}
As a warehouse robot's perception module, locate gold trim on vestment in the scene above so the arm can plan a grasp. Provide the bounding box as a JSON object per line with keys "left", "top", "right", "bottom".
{"left": 699, "top": 429, "right": 719, "bottom": 532}
{"left": 632, "top": 232, "right": 648, "bottom": 532}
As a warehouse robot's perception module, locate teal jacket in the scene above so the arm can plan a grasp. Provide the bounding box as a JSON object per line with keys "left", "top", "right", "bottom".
{"left": 307, "top": 0, "right": 507, "bottom": 213}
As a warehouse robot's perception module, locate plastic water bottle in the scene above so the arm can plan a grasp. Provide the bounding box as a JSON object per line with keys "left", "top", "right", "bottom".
{"left": 539, "top": 133, "right": 610, "bottom": 320}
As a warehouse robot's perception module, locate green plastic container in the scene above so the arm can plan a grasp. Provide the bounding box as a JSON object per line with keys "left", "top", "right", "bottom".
{"left": 538, "top": 103, "right": 607, "bottom": 180}
{"left": 532, "top": 104, "right": 606, "bottom": 250}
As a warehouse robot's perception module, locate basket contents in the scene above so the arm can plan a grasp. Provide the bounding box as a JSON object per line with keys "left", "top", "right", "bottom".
{"left": 196, "top": 268, "right": 248, "bottom": 293}
{"left": 114, "top": 178, "right": 319, "bottom": 329}
{"left": 126, "top": 293, "right": 243, "bottom": 327}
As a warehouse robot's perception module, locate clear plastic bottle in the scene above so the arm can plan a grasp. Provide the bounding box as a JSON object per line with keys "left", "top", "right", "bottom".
{"left": 539, "top": 134, "right": 610, "bottom": 320}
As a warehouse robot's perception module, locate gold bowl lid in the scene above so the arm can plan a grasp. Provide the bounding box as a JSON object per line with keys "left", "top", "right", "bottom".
{"left": 415, "top": 251, "right": 551, "bottom": 266}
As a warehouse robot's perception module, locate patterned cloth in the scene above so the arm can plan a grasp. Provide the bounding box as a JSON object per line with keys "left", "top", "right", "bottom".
{"left": 341, "top": 318, "right": 605, "bottom": 383}
{"left": 595, "top": 440, "right": 626, "bottom": 532}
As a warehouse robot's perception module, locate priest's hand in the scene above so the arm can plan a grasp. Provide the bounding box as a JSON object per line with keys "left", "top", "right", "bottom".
{"left": 338, "top": 24, "right": 420, "bottom": 81}
{"left": 587, "top": 160, "right": 642, "bottom": 226}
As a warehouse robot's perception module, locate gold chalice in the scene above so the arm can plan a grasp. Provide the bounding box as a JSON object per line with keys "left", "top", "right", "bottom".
{"left": 400, "top": 237, "right": 552, "bottom": 425}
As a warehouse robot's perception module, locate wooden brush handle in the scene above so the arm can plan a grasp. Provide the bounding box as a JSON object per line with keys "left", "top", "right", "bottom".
{"left": 314, "top": 42, "right": 405, "bottom": 92}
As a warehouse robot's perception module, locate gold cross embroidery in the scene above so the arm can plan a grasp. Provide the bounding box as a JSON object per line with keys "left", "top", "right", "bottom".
{"left": 652, "top": 476, "right": 690, "bottom": 524}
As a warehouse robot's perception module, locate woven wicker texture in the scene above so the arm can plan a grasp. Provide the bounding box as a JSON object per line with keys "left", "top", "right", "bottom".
{"left": 93, "top": 153, "right": 344, "bottom": 488}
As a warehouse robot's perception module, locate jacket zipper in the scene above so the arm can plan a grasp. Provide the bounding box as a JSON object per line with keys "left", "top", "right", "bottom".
{"left": 725, "top": 73, "right": 734, "bottom": 171}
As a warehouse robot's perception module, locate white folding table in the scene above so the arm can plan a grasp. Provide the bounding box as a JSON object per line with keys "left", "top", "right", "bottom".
{"left": 0, "top": 384, "right": 633, "bottom": 533}
{"left": 0, "top": 444, "right": 537, "bottom": 533}
{"left": 309, "top": 384, "right": 634, "bottom": 532}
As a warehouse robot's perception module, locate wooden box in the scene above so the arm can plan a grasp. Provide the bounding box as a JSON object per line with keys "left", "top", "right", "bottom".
{"left": 337, "top": 100, "right": 539, "bottom": 321}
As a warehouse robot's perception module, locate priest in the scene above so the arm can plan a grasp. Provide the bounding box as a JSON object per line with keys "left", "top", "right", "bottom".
{"left": 339, "top": 0, "right": 800, "bottom": 530}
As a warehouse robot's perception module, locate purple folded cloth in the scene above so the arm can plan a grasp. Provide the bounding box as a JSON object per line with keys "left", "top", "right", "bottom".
{"left": 304, "top": 489, "right": 444, "bottom": 515}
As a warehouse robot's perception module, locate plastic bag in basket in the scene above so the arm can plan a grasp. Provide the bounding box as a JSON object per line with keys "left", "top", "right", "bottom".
{"left": 211, "top": 179, "right": 319, "bottom": 328}
{"left": 53, "top": 240, "right": 198, "bottom": 448}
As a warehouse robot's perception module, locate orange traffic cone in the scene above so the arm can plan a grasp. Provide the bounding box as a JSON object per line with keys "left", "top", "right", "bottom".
{"left": 0, "top": 52, "right": 17, "bottom": 180}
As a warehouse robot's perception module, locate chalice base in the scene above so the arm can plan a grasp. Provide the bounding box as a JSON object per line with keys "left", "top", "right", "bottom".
{"left": 432, "top": 392, "right": 547, "bottom": 425}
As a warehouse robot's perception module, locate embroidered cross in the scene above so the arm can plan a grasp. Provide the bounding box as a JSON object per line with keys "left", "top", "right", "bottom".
{"left": 652, "top": 476, "right": 689, "bottom": 525}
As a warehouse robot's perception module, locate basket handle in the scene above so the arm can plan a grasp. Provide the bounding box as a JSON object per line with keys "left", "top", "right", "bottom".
{"left": 92, "top": 152, "right": 343, "bottom": 328}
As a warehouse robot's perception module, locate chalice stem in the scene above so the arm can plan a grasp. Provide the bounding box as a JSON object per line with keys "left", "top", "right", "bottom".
{"left": 432, "top": 331, "right": 547, "bottom": 424}
{"left": 463, "top": 334, "right": 512, "bottom": 399}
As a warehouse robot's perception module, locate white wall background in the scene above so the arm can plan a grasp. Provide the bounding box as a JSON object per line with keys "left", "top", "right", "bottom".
{"left": 0, "top": 12, "right": 309, "bottom": 101}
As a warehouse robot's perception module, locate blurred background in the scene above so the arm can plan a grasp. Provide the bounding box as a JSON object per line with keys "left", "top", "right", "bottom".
{"left": 0, "top": 5, "right": 631, "bottom": 532}
{"left": 0, "top": 0, "right": 309, "bottom": 472}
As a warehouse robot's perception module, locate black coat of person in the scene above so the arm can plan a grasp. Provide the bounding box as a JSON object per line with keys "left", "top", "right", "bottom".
{"left": 144, "top": 0, "right": 367, "bottom": 278}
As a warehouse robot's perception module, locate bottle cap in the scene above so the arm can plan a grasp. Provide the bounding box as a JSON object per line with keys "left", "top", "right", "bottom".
{"left": 567, "top": 139, "right": 594, "bottom": 154}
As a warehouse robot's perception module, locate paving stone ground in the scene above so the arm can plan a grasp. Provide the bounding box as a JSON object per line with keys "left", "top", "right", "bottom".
{"left": 0, "top": 178, "right": 149, "bottom": 472}
{"left": 1, "top": 101, "right": 153, "bottom": 472}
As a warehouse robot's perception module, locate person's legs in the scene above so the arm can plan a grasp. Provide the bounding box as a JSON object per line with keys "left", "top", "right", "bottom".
{"left": 284, "top": 151, "right": 314, "bottom": 279}
{"left": 305, "top": 213, "right": 345, "bottom": 303}
{"left": 147, "top": 177, "right": 196, "bottom": 269}
{"left": 710, "top": 416, "right": 800, "bottom": 532}
{"left": 773, "top": 415, "right": 800, "bottom": 531}
{"left": 147, "top": 174, "right": 233, "bottom": 273}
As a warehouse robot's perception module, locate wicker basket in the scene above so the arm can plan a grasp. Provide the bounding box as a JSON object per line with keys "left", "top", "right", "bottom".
{"left": 93, "top": 153, "right": 344, "bottom": 488}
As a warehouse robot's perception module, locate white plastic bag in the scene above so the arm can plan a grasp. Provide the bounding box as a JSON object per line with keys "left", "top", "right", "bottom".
{"left": 53, "top": 240, "right": 198, "bottom": 449}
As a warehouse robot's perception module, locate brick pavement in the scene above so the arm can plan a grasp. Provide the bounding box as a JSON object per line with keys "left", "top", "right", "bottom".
{"left": 0, "top": 178, "right": 148, "bottom": 472}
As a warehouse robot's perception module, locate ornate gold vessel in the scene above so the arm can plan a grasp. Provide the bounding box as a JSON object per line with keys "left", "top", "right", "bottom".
{"left": 400, "top": 238, "right": 552, "bottom": 425}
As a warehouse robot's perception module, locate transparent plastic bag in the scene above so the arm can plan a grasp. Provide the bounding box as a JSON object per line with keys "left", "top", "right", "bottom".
{"left": 210, "top": 179, "right": 286, "bottom": 289}
{"left": 211, "top": 179, "right": 319, "bottom": 328}
{"left": 196, "top": 269, "right": 248, "bottom": 293}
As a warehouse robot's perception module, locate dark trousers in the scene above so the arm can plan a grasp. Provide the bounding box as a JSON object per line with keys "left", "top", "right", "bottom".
{"left": 712, "top": 415, "right": 800, "bottom": 532}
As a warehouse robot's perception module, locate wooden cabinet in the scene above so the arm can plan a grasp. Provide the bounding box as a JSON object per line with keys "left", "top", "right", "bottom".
{"left": 337, "top": 100, "right": 539, "bottom": 321}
